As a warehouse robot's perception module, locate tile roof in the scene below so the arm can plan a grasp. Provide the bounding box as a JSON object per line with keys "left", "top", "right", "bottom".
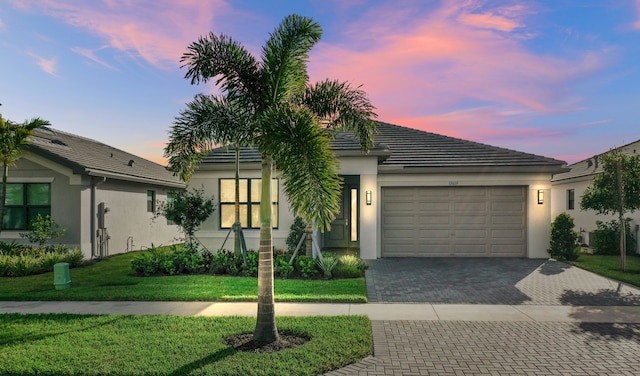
{"left": 28, "top": 127, "right": 184, "bottom": 188}
{"left": 200, "top": 121, "right": 567, "bottom": 173}
{"left": 552, "top": 139, "right": 640, "bottom": 182}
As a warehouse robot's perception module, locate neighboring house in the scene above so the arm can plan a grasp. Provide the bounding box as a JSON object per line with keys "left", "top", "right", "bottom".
{"left": 1, "top": 127, "right": 185, "bottom": 259}
{"left": 551, "top": 139, "right": 640, "bottom": 252}
{"left": 190, "top": 122, "right": 567, "bottom": 259}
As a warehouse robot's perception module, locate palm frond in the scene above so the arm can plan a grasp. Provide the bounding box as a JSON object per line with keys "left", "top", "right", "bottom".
{"left": 165, "top": 94, "right": 255, "bottom": 181}
{"left": 301, "top": 80, "right": 377, "bottom": 151}
{"left": 260, "top": 106, "right": 341, "bottom": 231}
{"left": 261, "top": 14, "right": 322, "bottom": 106}
{"left": 181, "top": 33, "right": 262, "bottom": 105}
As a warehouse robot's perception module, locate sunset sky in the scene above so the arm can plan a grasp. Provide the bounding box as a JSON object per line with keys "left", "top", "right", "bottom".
{"left": 1, "top": 0, "right": 639, "bottom": 166}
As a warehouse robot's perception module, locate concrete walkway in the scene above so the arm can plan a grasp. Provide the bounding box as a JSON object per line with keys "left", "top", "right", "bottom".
{"left": 3, "top": 300, "right": 640, "bottom": 323}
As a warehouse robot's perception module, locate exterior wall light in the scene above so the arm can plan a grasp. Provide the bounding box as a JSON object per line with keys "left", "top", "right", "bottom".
{"left": 366, "top": 190, "right": 372, "bottom": 205}
{"left": 537, "top": 189, "right": 544, "bottom": 205}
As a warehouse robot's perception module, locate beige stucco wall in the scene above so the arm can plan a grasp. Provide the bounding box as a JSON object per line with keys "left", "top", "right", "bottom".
{"left": 2, "top": 155, "right": 182, "bottom": 259}
{"left": 552, "top": 177, "right": 640, "bottom": 252}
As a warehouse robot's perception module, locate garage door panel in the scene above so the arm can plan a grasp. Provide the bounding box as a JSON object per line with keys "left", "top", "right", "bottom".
{"left": 384, "top": 214, "right": 415, "bottom": 225}
{"left": 385, "top": 201, "right": 415, "bottom": 212}
{"left": 382, "top": 186, "right": 527, "bottom": 257}
{"left": 492, "top": 215, "right": 524, "bottom": 225}
{"left": 455, "top": 216, "right": 487, "bottom": 225}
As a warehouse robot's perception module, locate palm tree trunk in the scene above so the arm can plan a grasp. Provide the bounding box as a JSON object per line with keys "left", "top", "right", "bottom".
{"left": 0, "top": 163, "right": 7, "bottom": 235}
{"left": 253, "top": 156, "right": 279, "bottom": 344}
{"left": 233, "top": 146, "right": 241, "bottom": 254}
{"left": 305, "top": 223, "right": 313, "bottom": 257}
{"left": 617, "top": 157, "right": 626, "bottom": 271}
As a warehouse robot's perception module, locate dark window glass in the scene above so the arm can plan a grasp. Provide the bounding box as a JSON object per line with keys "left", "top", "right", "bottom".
{"left": 147, "top": 190, "right": 156, "bottom": 212}
{"left": 1, "top": 183, "right": 51, "bottom": 230}
{"left": 567, "top": 189, "right": 575, "bottom": 210}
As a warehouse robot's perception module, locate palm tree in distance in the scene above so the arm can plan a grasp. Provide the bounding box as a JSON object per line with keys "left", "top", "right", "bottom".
{"left": 165, "top": 14, "right": 377, "bottom": 344}
{"left": 0, "top": 114, "right": 50, "bottom": 235}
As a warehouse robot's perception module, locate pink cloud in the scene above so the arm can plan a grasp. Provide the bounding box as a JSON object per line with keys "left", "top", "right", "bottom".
{"left": 10, "top": 0, "right": 229, "bottom": 69}
{"left": 635, "top": 0, "right": 640, "bottom": 29}
{"left": 309, "top": 0, "right": 608, "bottom": 145}
{"left": 70, "top": 46, "right": 119, "bottom": 71}
{"left": 24, "top": 51, "right": 58, "bottom": 76}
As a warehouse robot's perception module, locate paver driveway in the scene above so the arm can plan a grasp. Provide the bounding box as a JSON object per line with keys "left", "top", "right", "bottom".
{"left": 324, "top": 258, "right": 640, "bottom": 375}
{"left": 365, "top": 258, "right": 640, "bottom": 305}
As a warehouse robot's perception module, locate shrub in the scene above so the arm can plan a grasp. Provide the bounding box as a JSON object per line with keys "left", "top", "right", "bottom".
{"left": 295, "top": 256, "right": 319, "bottom": 279}
{"left": 9, "top": 254, "right": 41, "bottom": 276}
{"left": 316, "top": 256, "right": 338, "bottom": 278}
{"left": 62, "top": 249, "right": 85, "bottom": 268}
{"left": 19, "top": 214, "right": 66, "bottom": 246}
{"left": 0, "top": 255, "right": 10, "bottom": 276}
{"left": 549, "top": 212, "right": 580, "bottom": 261}
{"left": 593, "top": 219, "right": 636, "bottom": 255}
{"left": 274, "top": 254, "right": 294, "bottom": 278}
{"left": 286, "top": 216, "right": 307, "bottom": 253}
{"left": 241, "top": 251, "right": 258, "bottom": 277}
{"left": 210, "top": 250, "right": 244, "bottom": 276}
{"left": 332, "top": 264, "right": 363, "bottom": 279}
{"left": 339, "top": 254, "right": 368, "bottom": 271}
{"left": 131, "top": 245, "right": 205, "bottom": 276}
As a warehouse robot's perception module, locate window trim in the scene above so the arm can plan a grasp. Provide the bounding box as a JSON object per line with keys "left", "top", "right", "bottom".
{"left": 219, "top": 178, "right": 279, "bottom": 230}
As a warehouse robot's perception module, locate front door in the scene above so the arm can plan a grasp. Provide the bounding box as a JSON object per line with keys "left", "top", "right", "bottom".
{"left": 323, "top": 175, "right": 360, "bottom": 250}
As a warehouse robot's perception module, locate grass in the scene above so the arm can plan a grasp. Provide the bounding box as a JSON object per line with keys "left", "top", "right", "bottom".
{"left": 0, "top": 314, "right": 372, "bottom": 376}
{"left": 0, "top": 252, "right": 367, "bottom": 302}
{"left": 569, "top": 253, "right": 640, "bottom": 287}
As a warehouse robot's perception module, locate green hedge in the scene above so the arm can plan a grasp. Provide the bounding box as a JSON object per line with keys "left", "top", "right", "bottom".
{"left": 131, "top": 245, "right": 367, "bottom": 280}
{"left": 0, "top": 242, "right": 84, "bottom": 277}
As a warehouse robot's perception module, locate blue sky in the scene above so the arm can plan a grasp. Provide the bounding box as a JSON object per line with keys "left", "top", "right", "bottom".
{"left": 1, "top": 0, "right": 639, "bottom": 165}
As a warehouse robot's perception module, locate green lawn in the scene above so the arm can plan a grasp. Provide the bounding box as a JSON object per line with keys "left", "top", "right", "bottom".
{"left": 570, "top": 253, "right": 640, "bottom": 287}
{"left": 0, "top": 252, "right": 367, "bottom": 302}
{"left": 0, "top": 314, "right": 371, "bottom": 376}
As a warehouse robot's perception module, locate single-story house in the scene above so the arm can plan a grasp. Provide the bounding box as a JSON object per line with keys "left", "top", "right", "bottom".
{"left": 551, "top": 139, "right": 640, "bottom": 252}
{"left": 189, "top": 122, "right": 567, "bottom": 259}
{"left": 1, "top": 126, "right": 185, "bottom": 259}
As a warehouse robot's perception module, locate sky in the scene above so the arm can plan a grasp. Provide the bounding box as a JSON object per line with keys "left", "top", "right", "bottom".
{"left": 1, "top": 0, "right": 639, "bottom": 166}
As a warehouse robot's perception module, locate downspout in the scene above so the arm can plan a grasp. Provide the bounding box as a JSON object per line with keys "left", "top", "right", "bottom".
{"left": 90, "top": 177, "right": 106, "bottom": 259}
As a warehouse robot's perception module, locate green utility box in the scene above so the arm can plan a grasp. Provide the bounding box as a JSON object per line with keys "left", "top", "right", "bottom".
{"left": 54, "top": 262, "right": 71, "bottom": 290}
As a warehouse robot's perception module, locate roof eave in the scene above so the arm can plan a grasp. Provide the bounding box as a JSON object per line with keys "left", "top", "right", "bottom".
{"left": 378, "top": 164, "right": 569, "bottom": 174}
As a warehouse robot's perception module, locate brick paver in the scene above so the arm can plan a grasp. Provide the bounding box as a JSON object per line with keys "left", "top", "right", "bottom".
{"left": 365, "top": 258, "right": 640, "bottom": 305}
{"left": 324, "top": 320, "right": 640, "bottom": 375}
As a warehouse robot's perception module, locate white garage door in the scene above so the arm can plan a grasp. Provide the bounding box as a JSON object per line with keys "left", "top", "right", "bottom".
{"left": 381, "top": 186, "right": 527, "bottom": 257}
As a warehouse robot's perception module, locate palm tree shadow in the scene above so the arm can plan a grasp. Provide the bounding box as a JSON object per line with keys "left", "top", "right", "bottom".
{"left": 0, "top": 314, "right": 124, "bottom": 347}
{"left": 166, "top": 347, "right": 236, "bottom": 376}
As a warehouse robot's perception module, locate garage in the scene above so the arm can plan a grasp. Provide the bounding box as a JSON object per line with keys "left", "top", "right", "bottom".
{"left": 381, "top": 186, "right": 527, "bottom": 257}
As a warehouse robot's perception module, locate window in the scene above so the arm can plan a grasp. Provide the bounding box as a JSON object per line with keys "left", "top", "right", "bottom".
{"left": 219, "top": 178, "right": 278, "bottom": 229}
{"left": 147, "top": 190, "right": 156, "bottom": 212}
{"left": 1, "top": 183, "right": 51, "bottom": 230}
{"left": 166, "top": 191, "right": 175, "bottom": 225}
{"left": 350, "top": 188, "right": 358, "bottom": 241}
{"left": 567, "top": 189, "right": 575, "bottom": 210}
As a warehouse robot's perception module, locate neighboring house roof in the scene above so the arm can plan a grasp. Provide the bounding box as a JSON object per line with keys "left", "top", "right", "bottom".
{"left": 27, "top": 127, "right": 185, "bottom": 188}
{"left": 552, "top": 139, "right": 640, "bottom": 183}
{"left": 200, "top": 121, "right": 567, "bottom": 173}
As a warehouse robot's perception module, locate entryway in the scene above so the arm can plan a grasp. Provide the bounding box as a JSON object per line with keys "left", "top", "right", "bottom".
{"left": 323, "top": 175, "right": 360, "bottom": 252}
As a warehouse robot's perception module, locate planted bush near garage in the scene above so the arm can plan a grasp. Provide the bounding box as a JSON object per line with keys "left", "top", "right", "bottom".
{"left": 130, "top": 245, "right": 366, "bottom": 280}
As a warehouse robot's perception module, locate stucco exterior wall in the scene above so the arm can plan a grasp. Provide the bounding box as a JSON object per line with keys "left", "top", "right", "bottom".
{"left": 2, "top": 156, "right": 182, "bottom": 259}
{"left": 552, "top": 177, "right": 640, "bottom": 252}
{"left": 92, "top": 180, "right": 182, "bottom": 258}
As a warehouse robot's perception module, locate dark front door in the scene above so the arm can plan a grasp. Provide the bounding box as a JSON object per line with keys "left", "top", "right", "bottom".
{"left": 323, "top": 175, "right": 360, "bottom": 250}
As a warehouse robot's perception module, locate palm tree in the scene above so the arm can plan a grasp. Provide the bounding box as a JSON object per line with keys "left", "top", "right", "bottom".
{"left": 165, "top": 14, "right": 376, "bottom": 344}
{"left": 0, "top": 114, "right": 50, "bottom": 234}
